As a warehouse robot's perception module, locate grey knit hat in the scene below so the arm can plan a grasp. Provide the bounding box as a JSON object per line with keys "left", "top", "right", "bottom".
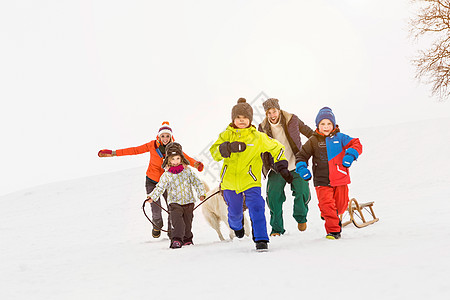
{"left": 262, "top": 98, "right": 280, "bottom": 112}
{"left": 231, "top": 98, "right": 253, "bottom": 123}
{"left": 161, "top": 142, "right": 190, "bottom": 168}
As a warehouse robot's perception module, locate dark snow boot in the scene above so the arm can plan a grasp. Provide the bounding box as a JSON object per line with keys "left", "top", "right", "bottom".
{"left": 183, "top": 238, "right": 193, "bottom": 246}
{"left": 255, "top": 241, "right": 269, "bottom": 252}
{"left": 234, "top": 218, "right": 245, "bottom": 238}
{"left": 152, "top": 229, "right": 161, "bottom": 238}
{"left": 326, "top": 232, "right": 341, "bottom": 240}
{"left": 234, "top": 228, "right": 245, "bottom": 238}
{"left": 170, "top": 239, "right": 182, "bottom": 249}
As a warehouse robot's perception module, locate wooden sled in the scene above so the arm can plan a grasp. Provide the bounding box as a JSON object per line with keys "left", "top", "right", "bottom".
{"left": 340, "top": 198, "right": 379, "bottom": 228}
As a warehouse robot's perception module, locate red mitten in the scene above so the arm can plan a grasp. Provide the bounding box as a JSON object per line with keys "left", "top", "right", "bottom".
{"left": 98, "top": 149, "right": 113, "bottom": 157}
{"left": 196, "top": 161, "right": 204, "bottom": 172}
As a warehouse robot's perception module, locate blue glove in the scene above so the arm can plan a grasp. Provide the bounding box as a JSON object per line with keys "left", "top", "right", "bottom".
{"left": 295, "top": 161, "right": 311, "bottom": 181}
{"left": 342, "top": 148, "right": 359, "bottom": 168}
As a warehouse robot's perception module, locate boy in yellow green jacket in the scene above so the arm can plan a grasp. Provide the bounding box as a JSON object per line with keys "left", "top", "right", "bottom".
{"left": 210, "top": 98, "right": 292, "bottom": 251}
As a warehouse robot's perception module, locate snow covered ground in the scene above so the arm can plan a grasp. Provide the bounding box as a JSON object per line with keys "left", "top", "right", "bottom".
{"left": 1, "top": 118, "right": 450, "bottom": 299}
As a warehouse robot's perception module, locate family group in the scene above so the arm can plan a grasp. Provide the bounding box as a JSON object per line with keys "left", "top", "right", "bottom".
{"left": 98, "top": 98, "right": 362, "bottom": 251}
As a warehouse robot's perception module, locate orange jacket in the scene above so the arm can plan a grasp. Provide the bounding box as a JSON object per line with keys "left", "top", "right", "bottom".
{"left": 116, "top": 140, "right": 197, "bottom": 182}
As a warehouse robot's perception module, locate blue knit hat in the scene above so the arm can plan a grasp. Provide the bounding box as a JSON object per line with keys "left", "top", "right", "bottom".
{"left": 315, "top": 107, "right": 336, "bottom": 128}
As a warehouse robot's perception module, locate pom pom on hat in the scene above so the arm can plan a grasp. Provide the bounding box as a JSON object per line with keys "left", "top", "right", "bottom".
{"left": 158, "top": 121, "right": 173, "bottom": 137}
{"left": 231, "top": 97, "right": 253, "bottom": 123}
{"left": 315, "top": 107, "right": 336, "bottom": 128}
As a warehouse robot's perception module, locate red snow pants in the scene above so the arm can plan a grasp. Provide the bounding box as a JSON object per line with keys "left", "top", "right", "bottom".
{"left": 315, "top": 185, "right": 349, "bottom": 234}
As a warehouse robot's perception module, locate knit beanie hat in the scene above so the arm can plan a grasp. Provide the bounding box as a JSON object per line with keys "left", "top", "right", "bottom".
{"left": 262, "top": 98, "right": 281, "bottom": 112}
{"left": 315, "top": 107, "right": 336, "bottom": 128}
{"left": 161, "top": 142, "right": 190, "bottom": 168}
{"left": 158, "top": 121, "right": 173, "bottom": 137}
{"left": 231, "top": 98, "right": 253, "bottom": 123}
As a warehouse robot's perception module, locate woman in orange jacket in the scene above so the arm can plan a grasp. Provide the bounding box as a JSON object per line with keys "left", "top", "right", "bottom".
{"left": 98, "top": 121, "right": 204, "bottom": 238}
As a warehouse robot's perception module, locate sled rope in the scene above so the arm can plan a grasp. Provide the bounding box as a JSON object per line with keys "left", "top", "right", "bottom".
{"left": 353, "top": 207, "right": 373, "bottom": 222}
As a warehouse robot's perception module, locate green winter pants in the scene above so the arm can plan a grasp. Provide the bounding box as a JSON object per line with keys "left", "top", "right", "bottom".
{"left": 266, "top": 170, "right": 311, "bottom": 235}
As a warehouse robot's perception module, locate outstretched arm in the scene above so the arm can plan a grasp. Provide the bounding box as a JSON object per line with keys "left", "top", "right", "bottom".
{"left": 115, "top": 142, "right": 153, "bottom": 157}
{"left": 184, "top": 152, "right": 204, "bottom": 172}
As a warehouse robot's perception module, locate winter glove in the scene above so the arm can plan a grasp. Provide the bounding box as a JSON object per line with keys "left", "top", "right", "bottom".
{"left": 229, "top": 141, "right": 246, "bottom": 153}
{"left": 261, "top": 151, "right": 274, "bottom": 168}
{"left": 98, "top": 149, "right": 115, "bottom": 157}
{"left": 342, "top": 148, "right": 359, "bottom": 168}
{"left": 194, "top": 161, "right": 204, "bottom": 172}
{"left": 295, "top": 161, "right": 311, "bottom": 181}
{"left": 219, "top": 141, "right": 246, "bottom": 158}
{"left": 280, "top": 168, "right": 293, "bottom": 184}
{"left": 274, "top": 160, "right": 293, "bottom": 184}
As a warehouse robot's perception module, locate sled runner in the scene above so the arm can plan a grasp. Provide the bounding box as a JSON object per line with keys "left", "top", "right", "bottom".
{"left": 340, "top": 198, "right": 379, "bottom": 228}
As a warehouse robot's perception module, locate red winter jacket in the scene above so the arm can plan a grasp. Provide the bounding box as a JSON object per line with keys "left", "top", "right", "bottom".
{"left": 296, "top": 127, "right": 362, "bottom": 187}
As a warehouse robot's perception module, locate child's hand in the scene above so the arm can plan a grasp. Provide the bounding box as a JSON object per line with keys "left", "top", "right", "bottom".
{"left": 146, "top": 196, "right": 153, "bottom": 203}
{"left": 200, "top": 196, "right": 205, "bottom": 201}
{"left": 342, "top": 155, "right": 354, "bottom": 167}
{"left": 342, "top": 148, "right": 359, "bottom": 168}
{"left": 229, "top": 141, "right": 246, "bottom": 153}
{"left": 295, "top": 162, "right": 311, "bottom": 181}
{"left": 219, "top": 141, "right": 246, "bottom": 158}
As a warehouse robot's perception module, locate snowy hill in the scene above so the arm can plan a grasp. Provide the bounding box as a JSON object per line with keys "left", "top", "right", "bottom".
{"left": 1, "top": 118, "right": 450, "bottom": 300}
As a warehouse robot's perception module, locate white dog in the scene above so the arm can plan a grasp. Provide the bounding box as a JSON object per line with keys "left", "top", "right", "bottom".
{"left": 201, "top": 182, "right": 251, "bottom": 241}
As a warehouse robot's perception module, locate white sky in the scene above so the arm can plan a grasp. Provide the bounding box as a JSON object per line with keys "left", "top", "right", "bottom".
{"left": 1, "top": 0, "right": 450, "bottom": 196}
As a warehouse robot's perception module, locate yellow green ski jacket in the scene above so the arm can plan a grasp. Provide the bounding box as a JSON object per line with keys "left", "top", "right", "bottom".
{"left": 210, "top": 125, "right": 287, "bottom": 193}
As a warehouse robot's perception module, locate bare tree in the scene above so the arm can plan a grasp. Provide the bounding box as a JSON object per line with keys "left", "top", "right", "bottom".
{"left": 410, "top": 0, "right": 450, "bottom": 100}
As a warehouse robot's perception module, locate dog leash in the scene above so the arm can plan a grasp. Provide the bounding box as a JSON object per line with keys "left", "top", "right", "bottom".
{"left": 144, "top": 198, "right": 170, "bottom": 214}
{"left": 193, "top": 190, "right": 220, "bottom": 211}
{"left": 141, "top": 200, "right": 170, "bottom": 233}
{"left": 141, "top": 190, "right": 221, "bottom": 230}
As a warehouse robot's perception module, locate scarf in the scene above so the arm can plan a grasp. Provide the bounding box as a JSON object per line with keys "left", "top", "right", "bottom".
{"left": 168, "top": 164, "right": 184, "bottom": 174}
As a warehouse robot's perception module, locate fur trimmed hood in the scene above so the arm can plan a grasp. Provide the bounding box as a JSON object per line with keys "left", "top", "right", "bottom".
{"left": 161, "top": 142, "right": 190, "bottom": 168}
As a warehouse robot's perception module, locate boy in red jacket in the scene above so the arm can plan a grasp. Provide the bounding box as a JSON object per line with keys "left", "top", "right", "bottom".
{"left": 295, "top": 107, "right": 362, "bottom": 239}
